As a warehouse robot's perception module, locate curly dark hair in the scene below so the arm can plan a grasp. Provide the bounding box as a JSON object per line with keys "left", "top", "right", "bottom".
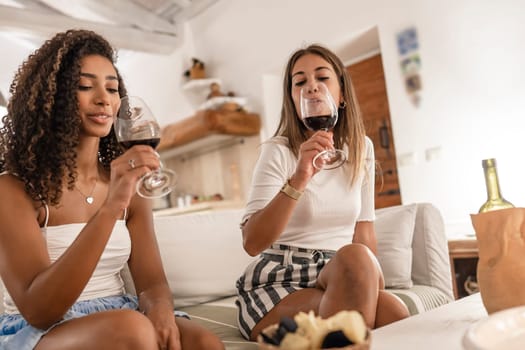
{"left": 0, "top": 29, "right": 127, "bottom": 206}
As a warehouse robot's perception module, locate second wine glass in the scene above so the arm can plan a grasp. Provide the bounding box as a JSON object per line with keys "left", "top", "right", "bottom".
{"left": 115, "top": 95, "right": 177, "bottom": 198}
{"left": 300, "top": 82, "right": 347, "bottom": 170}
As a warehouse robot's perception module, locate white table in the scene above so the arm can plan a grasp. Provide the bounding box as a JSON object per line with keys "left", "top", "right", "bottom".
{"left": 372, "top": 293, "right": 487, "bottom": 349}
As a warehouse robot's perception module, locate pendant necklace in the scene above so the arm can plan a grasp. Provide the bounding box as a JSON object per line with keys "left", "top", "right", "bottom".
{"left": 75, "top": 177, "right": 98, "bottom": 205}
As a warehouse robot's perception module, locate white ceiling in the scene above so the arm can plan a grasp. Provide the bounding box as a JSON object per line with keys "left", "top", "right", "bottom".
{"left": 0, "top": 0, "right": 219, "bottom": 54}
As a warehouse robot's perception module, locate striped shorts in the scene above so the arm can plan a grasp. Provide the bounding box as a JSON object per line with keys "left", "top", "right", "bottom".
{"left": 235, "top": 244, "right": 335, "bottom": 339}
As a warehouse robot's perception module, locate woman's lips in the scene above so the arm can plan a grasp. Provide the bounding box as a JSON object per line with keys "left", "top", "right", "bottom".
{"left": 88, "top": 113, "right": 112, "bottom": 123}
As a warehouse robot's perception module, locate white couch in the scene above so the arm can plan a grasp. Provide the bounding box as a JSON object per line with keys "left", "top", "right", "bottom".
{"left": 0, "top": 203, "right": 454, "bottom": 349}
{"left": 150, "top": 202, "right": 454, "bottom": 349}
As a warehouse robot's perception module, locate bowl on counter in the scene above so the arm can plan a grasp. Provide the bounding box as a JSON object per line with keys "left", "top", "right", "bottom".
{"left": 257, "top": 324, "right": 371, "bottom": 350}
{"left": 462, "top": 305, "right": 525, "bottom": 350}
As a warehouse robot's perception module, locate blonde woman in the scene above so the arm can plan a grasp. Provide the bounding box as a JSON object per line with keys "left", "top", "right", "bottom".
{"left": 236, "top": 44, "right": 409, "bottom": 341}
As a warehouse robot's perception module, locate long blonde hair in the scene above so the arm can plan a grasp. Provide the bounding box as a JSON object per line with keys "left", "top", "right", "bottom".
{"left": 274, "top": 44, "right": 366, "bottom": 185}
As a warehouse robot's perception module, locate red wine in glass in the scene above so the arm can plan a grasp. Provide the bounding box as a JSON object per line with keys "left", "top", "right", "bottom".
{"left": 300, "top": 83, "right": 347, "bottom": 170}
{"left": 115, "top": 96, "right": 176, "bottom": 198}
{"left": 303, "top": 115, "right": 337, "bottom": 131}
{"left": 119, "top": 138, "right": 160, "bottom": 150}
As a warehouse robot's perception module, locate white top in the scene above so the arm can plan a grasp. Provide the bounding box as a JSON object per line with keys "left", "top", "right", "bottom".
{"left": 3, "top": 217, "right": 131, "bottom": 314}
{"left": 242, "top": 136, "right": 375, "bottom": 251}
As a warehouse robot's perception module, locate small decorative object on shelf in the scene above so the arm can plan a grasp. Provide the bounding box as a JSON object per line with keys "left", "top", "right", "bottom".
{"left": 204, "top": 82, "right": 244, "bottom": 112}
{"left": 199, "top": 96, "right": 246, "bottom": 112}
{"left": 182, "top": 77, "right": 221, "bottom": 92}
{"left": 183, "top": 57, "right": 206, "bottom": 80}
{"left": 182, "top": 77, "right": 222, "bottom": 108}
{"left": 207, "top": 81, "right": 224, "bottom": 99}
{"left": 478, "top": 158, "right": 514, "bottom": 213}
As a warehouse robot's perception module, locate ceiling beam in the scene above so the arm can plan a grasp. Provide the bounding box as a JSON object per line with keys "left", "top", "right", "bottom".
{"left": 0, "top": 4, "right": 180, "bottom": 54}
{"left": 38, "top": 0, "right": 179, "bottom": 34}
{"left": 170, "top": 0, "right": 218, "bottom": 22}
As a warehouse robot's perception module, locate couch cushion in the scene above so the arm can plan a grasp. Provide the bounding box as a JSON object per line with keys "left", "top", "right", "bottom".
{"left": 181, "top": 287, "right": 451, "bottom": 350}
{"left": 154, "top": 209, "right": 257, "bottom": 307}
{"left": 411, "top": 203, "right": 454, "bottom": 301}
{"left": 390, "top": 285, "right": 452, "bottom": 315}
{"left": 375, "top": 203, "right": 417, "bottom": 289}
{"left": 179, "top": 297, "right": 257, "bottom": 350}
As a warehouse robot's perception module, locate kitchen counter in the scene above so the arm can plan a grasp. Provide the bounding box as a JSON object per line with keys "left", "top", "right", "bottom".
{"left": 153, "top": 200, "right": 245, "bottom": 217}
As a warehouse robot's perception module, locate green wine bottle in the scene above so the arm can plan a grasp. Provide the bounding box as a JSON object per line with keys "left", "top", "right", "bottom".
{"left": 478, "top": 158, "right": 514, "bottom": 213}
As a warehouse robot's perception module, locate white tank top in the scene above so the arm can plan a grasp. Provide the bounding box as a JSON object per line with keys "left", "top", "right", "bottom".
{"left": 3, "top": 205, "right": 131, "bottom": 314}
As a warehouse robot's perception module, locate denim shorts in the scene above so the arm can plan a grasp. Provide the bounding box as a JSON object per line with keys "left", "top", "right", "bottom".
{"left": 0, "top": 294, "right": 188, "bottom": 350}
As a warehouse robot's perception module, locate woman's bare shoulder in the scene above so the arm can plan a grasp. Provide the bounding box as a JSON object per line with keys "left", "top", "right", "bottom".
{"left": 0, "top": 172, "right": 25, "bottom": 191}
{"left": 0, "top": 173, "right": 38, "bottom": 208}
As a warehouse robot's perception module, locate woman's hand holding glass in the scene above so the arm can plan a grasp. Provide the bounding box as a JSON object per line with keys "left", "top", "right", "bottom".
{"left": 114, "top": 96, "right": 177, "bottom": 198}
{"left": 294, "top": 131, "right": 335, "bottom": 182}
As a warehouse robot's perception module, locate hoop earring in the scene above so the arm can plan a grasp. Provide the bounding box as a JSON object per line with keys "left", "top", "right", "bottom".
{"left": 339, "top": 101, "right": 347, "bottom": 109}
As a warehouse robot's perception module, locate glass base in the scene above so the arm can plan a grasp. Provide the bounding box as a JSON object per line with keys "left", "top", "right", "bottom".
{"left": 137, "top": 169, "right": 177, "bottom": 199}
{"left": 313, "top": 149, "right": 347, "bottom": 170}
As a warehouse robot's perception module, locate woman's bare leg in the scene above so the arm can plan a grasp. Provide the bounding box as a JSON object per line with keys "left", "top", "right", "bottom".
{"left": 35, "top": 309, "right": 158, "bottom": 350}
{"left": 375, "top": 291, "right": 410, "bottom": 328}
{"left": 316, "top": 244, "right": 382, "bottom": 327}
{"left": 249, "top": 243, "right": 381, "bottom": 340}
{"left": 176, "top": 316, "right": 225, "bottom": 350}
{"left": 249, "top": 287, "right": 324, "bottom": 341}
{"left": 36, "top": 309, "right": 225, "bottom": 350}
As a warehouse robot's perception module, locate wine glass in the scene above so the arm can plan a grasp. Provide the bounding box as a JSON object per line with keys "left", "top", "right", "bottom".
{"left": 300, "top": 82, "right": 347, "bottom": 170}
{"left": 114, "top": 95, "right": 177, "bottom": 198}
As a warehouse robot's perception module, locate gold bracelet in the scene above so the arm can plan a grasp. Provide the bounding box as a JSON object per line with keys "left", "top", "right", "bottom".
{"left": 280, "top": 179, "right": 303, "bottom": 200}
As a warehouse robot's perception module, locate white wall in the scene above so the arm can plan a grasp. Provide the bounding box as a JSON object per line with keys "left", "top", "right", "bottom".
{"left": 2, "top": 0, "right": 525, "bottom": 237}
{"left": 185, "top": 0, "right": 525, "bottom": 237}
{"left": 0, "top": 26, "right": 195, "bottom": 128}
{"left": 114, "top": 23, "right": 197, "bottom": 125}
{"left": 0, "top": 34, "right": 37, "bottom": 106}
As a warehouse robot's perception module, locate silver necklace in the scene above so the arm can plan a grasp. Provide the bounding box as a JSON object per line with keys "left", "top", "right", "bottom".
{"left": 75, "top": 178, "right": 98, "bottom": 204}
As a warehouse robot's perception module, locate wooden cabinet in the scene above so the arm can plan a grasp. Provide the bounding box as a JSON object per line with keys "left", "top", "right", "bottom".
{"left": 448, "top": 239, "right": 479, "bottom": 299}
{"left": 346, "top": 54, "right": 401, "bottom": 209}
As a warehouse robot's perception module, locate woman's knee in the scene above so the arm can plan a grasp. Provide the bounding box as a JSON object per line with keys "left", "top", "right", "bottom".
{"left": 191, "top": 331, "right": 225, "bottom": 350}
{"left": 39, "top": 309, "right": 158, "bottom": 350}
{"left": 332, "top": 244, "right": 378, "bottom": 277}
{"left": 107, "top": 310, "right": 158, "bottom": 349}
{"left": 177, "top": 317, "right": 225, "bottom": 350}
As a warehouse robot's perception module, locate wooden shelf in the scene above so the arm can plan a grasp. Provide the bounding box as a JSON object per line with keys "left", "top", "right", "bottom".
{"left": 153, "top": 199, "right": 244, "bottom": 217}
{"left": 182, "top": 78, "right": 222, "bottom": 92}
{"left": 182, "top": 78, "right": 222, "bottom": 108}
{"left": 198, "top": 96, "right": 247, "bottom": 111}
{"left": 159, "top": 134, "right": 243, "bottom": 160}
{"left": 157, "top": 109, "right": 260, "bottom": 152}
{"left": 164, "top": 79, "right": 257, "bottom": 160}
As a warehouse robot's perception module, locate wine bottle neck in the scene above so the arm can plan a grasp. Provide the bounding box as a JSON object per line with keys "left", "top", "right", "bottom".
{"left": 483, "top": 166, "right": 503, "bottom": 200}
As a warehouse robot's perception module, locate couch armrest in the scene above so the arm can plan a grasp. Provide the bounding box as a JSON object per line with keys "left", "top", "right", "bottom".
{"left": 411, "top": 203, "right": 454, "bottom": 301}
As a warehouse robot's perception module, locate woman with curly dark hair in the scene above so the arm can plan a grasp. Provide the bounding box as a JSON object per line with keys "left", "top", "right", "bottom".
{"left": 0, "top": 29, "right": 223, "bottom": 350}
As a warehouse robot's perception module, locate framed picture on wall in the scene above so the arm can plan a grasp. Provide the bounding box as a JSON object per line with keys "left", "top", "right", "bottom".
{"left": 397, "top": 27, "right": 419, "bottom": 56}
